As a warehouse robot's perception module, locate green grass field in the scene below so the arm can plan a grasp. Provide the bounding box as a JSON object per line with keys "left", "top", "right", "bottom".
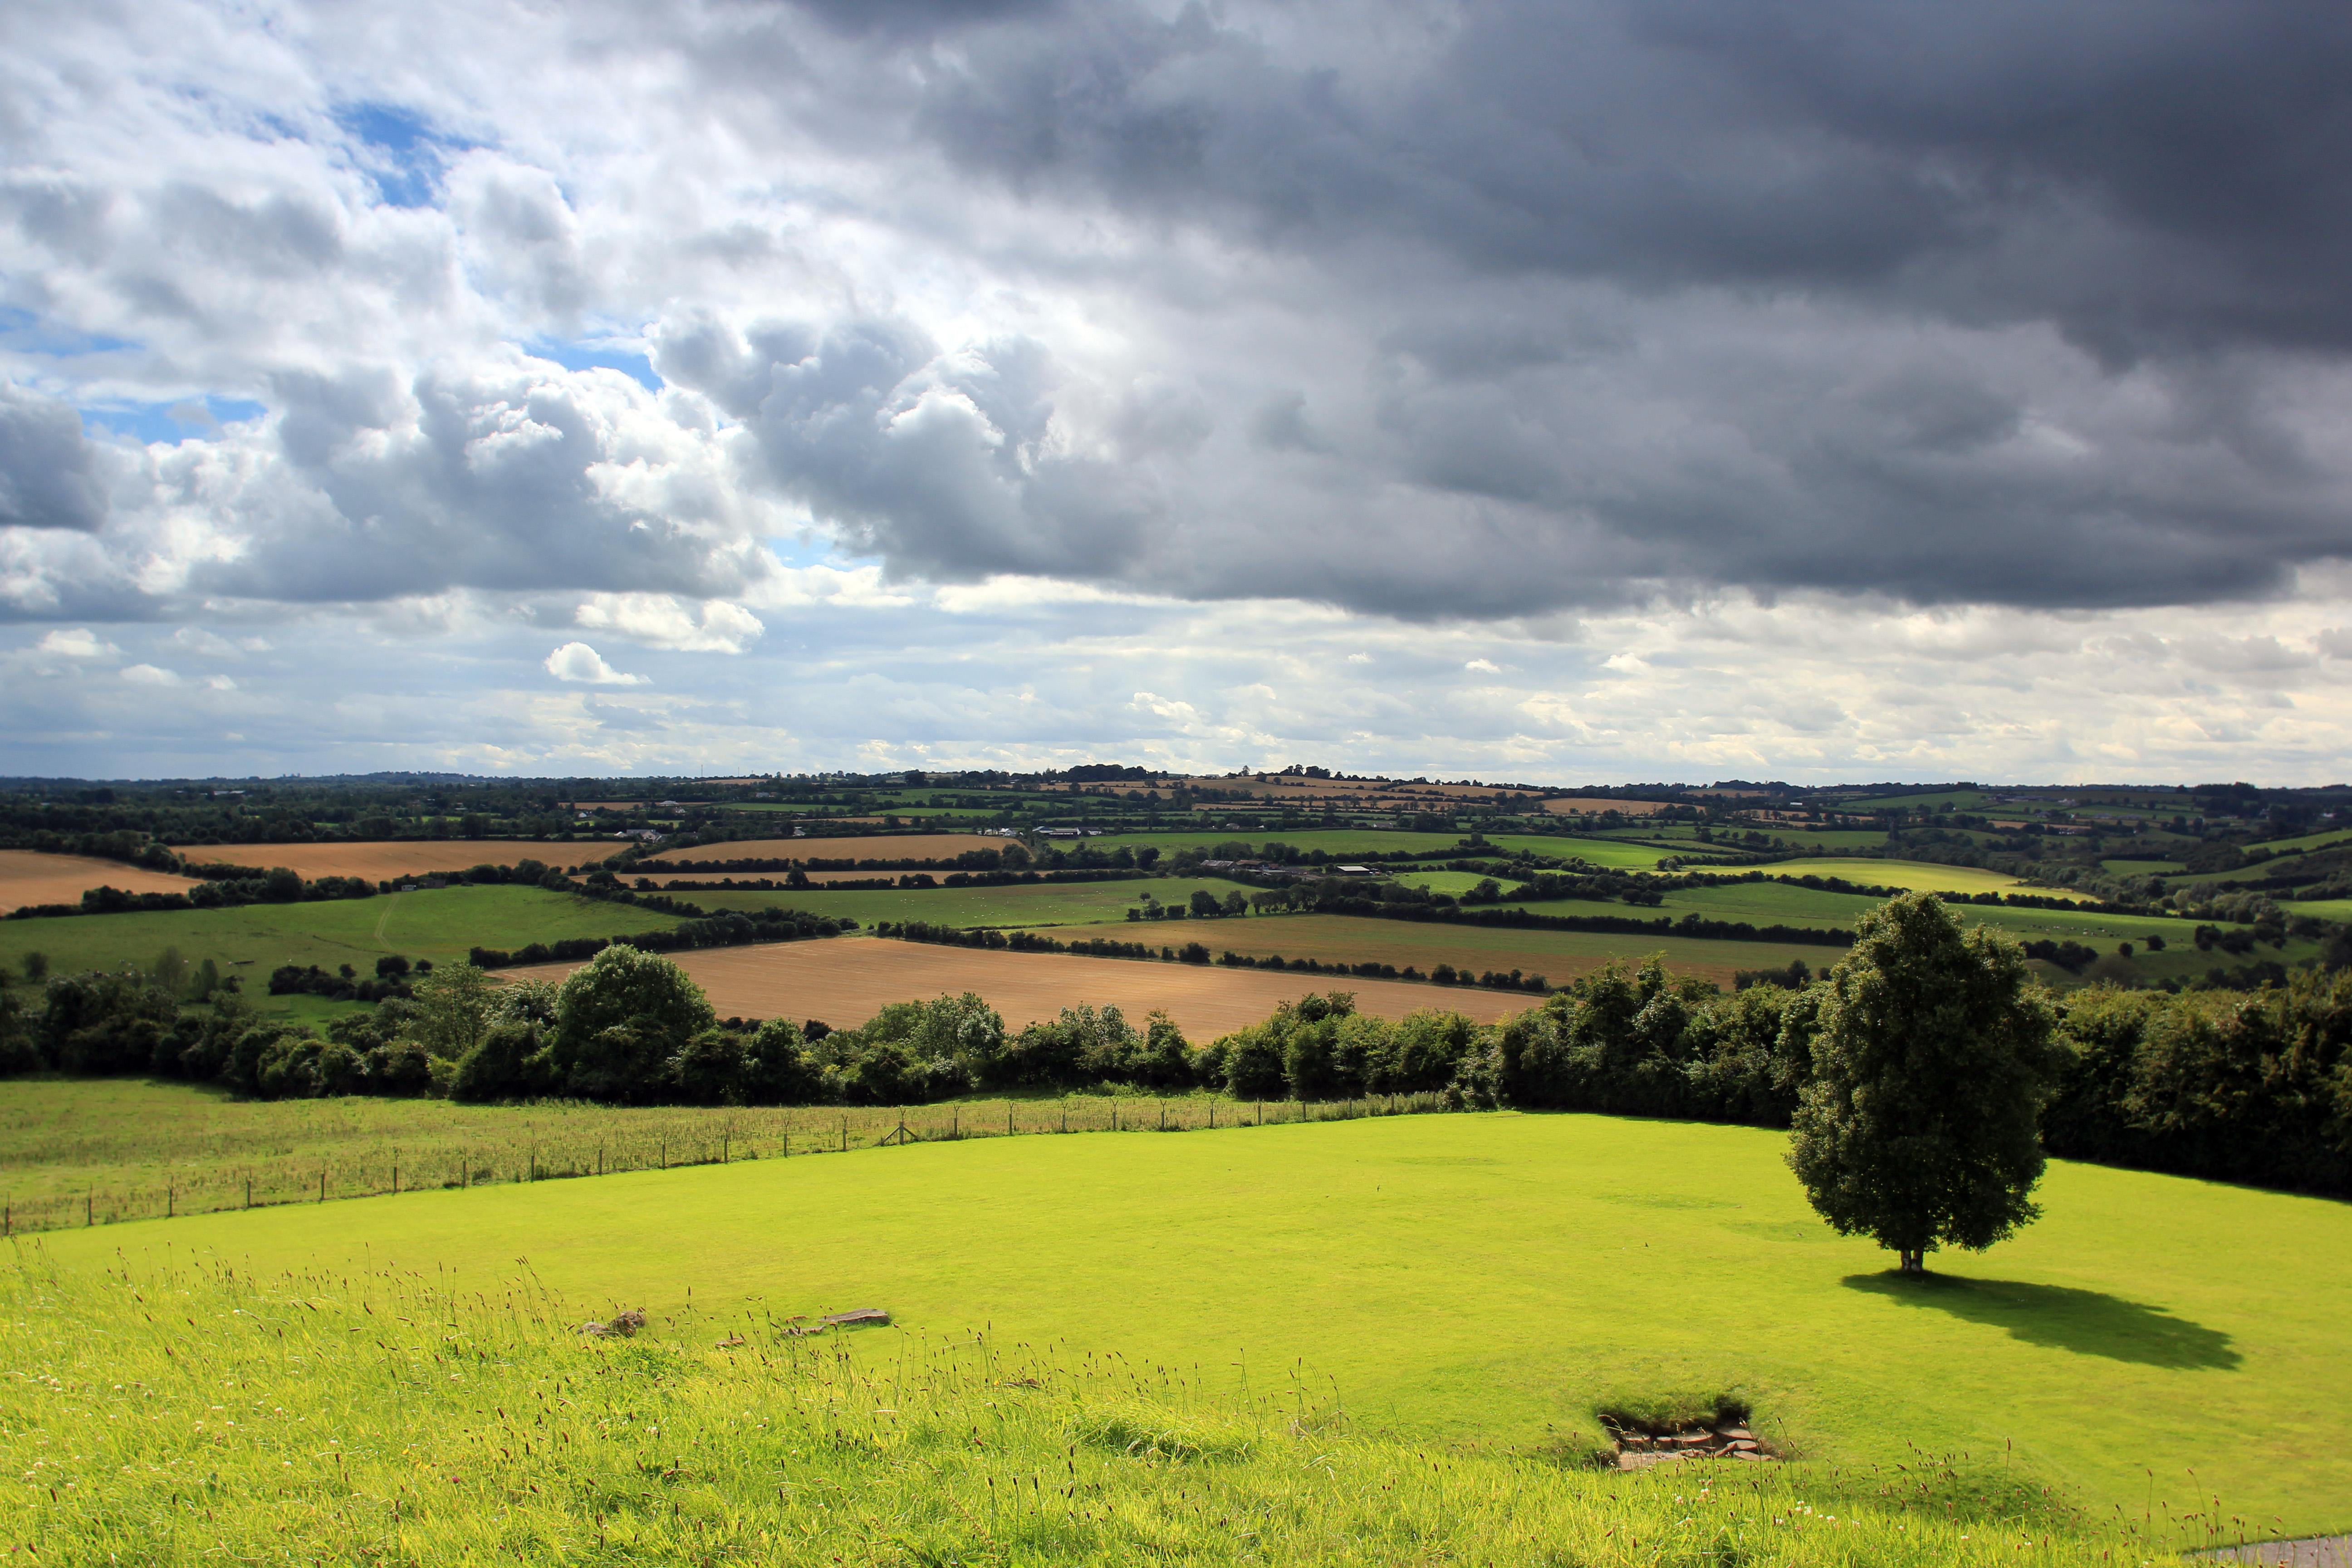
{"left": 0, "top": 887, "right": 687, "bottom": 990}
{"left": 2102, "top": 858, "right": 2186, "bottom": 876}
{"left": 1759, "top": 858, "right": 2078, "bottom": 898}
{"left": 1049, "top": 913, "right": 1837, "bottom": 986}
{"left": 1750, "top": 829, "right": 1891, "bottom": 852}
{"left": 1833, "top": 789, "right": 1991, "bottom": 812}
{"left": 1087, "top": 829, "right": 1735, "bottom": 868}
{"left": 683, "top": 878, "right": 1231, "bottom": 930}
{"left": 27, "top": 1108, "right": 2352, "bottom": 1539}
{"left": 1, "top": 1241, "right": 2151, "bottom": 1567}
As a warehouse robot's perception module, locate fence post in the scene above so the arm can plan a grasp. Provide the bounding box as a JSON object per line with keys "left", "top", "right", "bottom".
{"left": 319, "top": 1171, "right": 326, "bottom": 1204}
{"left": 1008, "top": 1104, "right": 1013, "bottom": 1137}
{"left": 598, "top": 1147, "right": 603, "bottom": 1176}
{"left": 723, "top": 1135, "right": 729, "bottom": 1165}
{"left": 782, "top": 1133, "right": 789, "bottom": 1158}
{"left": 246, "top": 1176, "right": 252, "bottom": 1209}
{"left": 168, "top": 1185, "right": 174, "bottom": 1219}
{"left": 1160, "top": 1102, "right": 1166, "bottom": 1131}
{"left": 841, "top": 1116, "right": 848, "bottom": 1153}
{"left": 87, "top": 1191, "right": 92, "bottom": 1227}
{"left": 661, "top": 1142, "right": 666, "bottom": 1171}
{"left": 951, "top": 1113, "right": 958, "bottom": 1141}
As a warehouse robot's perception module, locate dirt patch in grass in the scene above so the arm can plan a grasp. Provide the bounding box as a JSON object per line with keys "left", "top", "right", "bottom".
{"left": 500, "top": 935, "right": 1532, "bottom": 1038}
{"left": 0, "top": 850, "right": 204, "bottom": 914}
{"left": 172, "top": 841, "right": 622, "bottom": 879}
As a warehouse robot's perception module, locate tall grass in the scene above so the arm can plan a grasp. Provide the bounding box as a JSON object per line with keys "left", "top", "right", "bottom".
{"left": 0, "top": 1244, "right": 2227, "bottom": 1565}
{"left": 0, "top": 1082, "right": 1450, "bottom": 1234}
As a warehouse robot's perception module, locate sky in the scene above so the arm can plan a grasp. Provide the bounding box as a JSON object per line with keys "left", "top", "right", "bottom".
{"left": 4, "top": 0, "right": 2352, "bottom": 784}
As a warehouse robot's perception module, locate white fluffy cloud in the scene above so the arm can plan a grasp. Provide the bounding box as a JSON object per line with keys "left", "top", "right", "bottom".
{"left": 573, "top": 594, "right": 764, "bottom": 653}
{"left": 544, "top": 642, "right": 646, "bottom": 686}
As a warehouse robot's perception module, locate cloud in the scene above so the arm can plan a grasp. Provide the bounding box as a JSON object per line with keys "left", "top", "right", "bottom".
{"left": 37, "top": 628, "right": 114, "bottom": 659}
{"left": 1465, "top": 658, "right": 1500, "bottom": 673}
{"left": 544, "top": 642, "right": 647, "bottom": 685}
{"left": 6, "top": 0, "right": 2352, "bottom": 776}
{"left": 0, "top": 384, "right": 109, "bottom": 531}
{"left": 573, "top": 593, "right": 764, "bottom": 652}
{"left": 120, "top": 663, "right": 179, "bottom": 685}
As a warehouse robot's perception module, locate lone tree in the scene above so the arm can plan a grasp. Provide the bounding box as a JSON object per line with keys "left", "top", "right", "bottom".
{"left": 1787, "top": 891, "right": 2064, "bottom": 1274}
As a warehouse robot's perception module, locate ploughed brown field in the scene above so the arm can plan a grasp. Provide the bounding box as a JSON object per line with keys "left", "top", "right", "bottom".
{"left": 642, "top": 834, "right": 1012, "bottom": 866}
{"left": 0, "top": 850, "right": 204, "bottom": 914}
{"left": 170, "top": 841, "right": 622, "bottom": 880}
{"left": 500, "top": 935, "right": 1531, "bottom": 1039}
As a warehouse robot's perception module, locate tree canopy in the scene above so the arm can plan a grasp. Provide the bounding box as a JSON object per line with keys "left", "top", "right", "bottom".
{"left": 1787, "top": 891, "right": 2063, "bottom": 1273}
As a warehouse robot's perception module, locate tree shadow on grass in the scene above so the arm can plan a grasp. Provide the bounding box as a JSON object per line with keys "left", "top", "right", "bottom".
{"left": 1842, "top": 1274, "right": 2241, "bottom": 1370}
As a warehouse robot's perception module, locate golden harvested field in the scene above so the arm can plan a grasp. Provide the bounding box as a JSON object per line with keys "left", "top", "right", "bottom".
{"left": 1539, "top": 796, "right": 1671, "bottom": 816}
{"left": 0, "top": 850, "right": 203, "bottom": 913}
{"left": 172, "top": 840, "right": 622, "bottom": 879}
{"left": 1048, "top": 914, "right": 1839, "bottom": 990}
{"left": 501, "top": 935, "right": 1529, "bottom": 1039}
{"left": 630, "top": 868, "right": 925, "bottom": 887}
{"left": 645, "top": 834, "right": 1012, "bottom": 865}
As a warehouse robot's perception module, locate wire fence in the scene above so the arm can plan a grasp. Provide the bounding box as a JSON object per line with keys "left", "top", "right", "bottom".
{"left": 0, "top": 1090, "right": 1455, "bottom": 1236}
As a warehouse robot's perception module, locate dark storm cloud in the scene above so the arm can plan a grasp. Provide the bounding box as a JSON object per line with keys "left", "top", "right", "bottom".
{"left": 804, "top": 0, "right": 2352, "bottom": 614}
{"left": 914, "top": 0, "right": 2352, "bottom": 356}
{"left": 0, "top": 382, "right": 108, "bottom": 531}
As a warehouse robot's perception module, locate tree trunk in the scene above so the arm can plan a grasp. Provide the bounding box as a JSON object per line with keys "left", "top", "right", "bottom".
{"left": 1898, "top": 1249, "right": 1926, "bottom": 1274}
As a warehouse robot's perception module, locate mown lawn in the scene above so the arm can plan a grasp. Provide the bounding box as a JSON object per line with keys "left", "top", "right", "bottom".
{"left": 34, "top": 1108, "right": 2352, "bottom": 1535}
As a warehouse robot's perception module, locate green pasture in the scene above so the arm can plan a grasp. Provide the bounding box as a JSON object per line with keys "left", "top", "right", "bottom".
{"left": 1659, "top": 882, "right": 2206, "bottom": 946}
{"left": 2290, "top": 897, "right": 2352, "bottom": 921}
{"left": 1086, "top": 828, "right": 1731, "bottom": 868}
{"left": 1833, "top": 789, "right": 1991, "bottom": 812}
{"left": 1049, "top": 913, "right": 1837, "bottom": 985}
{"left": 34, "top": 1110, "right": 2352, "bottom": 1534}
{"left": 1, "top": 1239, "right": 2142, "bottom": 1568}
{"left": 2102, "top": 858, "right": 2186, "bottom": 876}
{"left": 685, "top": 878, "right": 1231, "bottom": 930}
{"left": 0, "top": 887, "right": 687, "bottom": 1004}
{"left": 1740, "top": 829, "right": 1891, "bottom": 852}
{"left": 2239, "top": 827, "right": 2352, "bottom": 855}
{"left": 1760, "top": 857, "right": 2072, "bottom": 898}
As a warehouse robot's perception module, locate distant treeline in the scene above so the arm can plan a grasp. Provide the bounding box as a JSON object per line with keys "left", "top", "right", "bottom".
{"left": 874, "top": 919, "right": 1555, "bottom": 993}
{"left": 5, "top": 906, "right": 2348, "bottom": 1197}
{"left": 466, "top": 906, "right": 850, "bottom": 970}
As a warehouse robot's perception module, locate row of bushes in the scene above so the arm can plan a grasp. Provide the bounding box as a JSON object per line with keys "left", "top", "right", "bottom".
{"left": 465, "top": 906, "right": 851, "bottom": 970}
{"left": 5, "top": 897, "right": 2349, "bottom": 1195}
{"left": 5, "top": 868, "right": 380, "bottom": 922}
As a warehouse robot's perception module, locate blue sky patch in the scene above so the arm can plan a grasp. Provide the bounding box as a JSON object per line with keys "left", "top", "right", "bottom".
{"left": 525, "top": 338, "right": 664, "bottom": 392}
{"left": 335, "top": 101, "right": 473, "bottom": 209}
{"left": 0, "top": 306, "right": 139, "bottom": 359}
{"left": 82, "top": 395, "right": 268, "bottom": 446}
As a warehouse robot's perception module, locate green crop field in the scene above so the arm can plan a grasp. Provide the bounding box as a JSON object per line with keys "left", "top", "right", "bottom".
{"left": 1086, "top": 829, "right": 1733, "bottom": 868}
{"left": 1759, "top": 858, "right": 2078, "bottom": 898}
{"left": 0, "top": 887, "right": 687, "bottom": 1001}
{"left": 1833, "top": 789, "right": 1991, "bottom": 812}
{"left": 24, "top": 1110, "right": 2352, "bottom": 1543}
{"left": 682, "top": 878, "right": 1231, "bottom": 929}
{"left": 1654, "top": 882, "right": 2207, "bottom": 945}
{"left": 1753, "top": 829, "right": 1891, "bottom": 852}
{"left": 1047, "top": 913, "right": 1835, "bottom": 987}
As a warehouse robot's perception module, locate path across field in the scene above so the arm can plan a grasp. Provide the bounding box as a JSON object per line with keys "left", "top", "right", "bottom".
{"left": 501, "top": 934, "right": 1533, "bottom": 1036}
